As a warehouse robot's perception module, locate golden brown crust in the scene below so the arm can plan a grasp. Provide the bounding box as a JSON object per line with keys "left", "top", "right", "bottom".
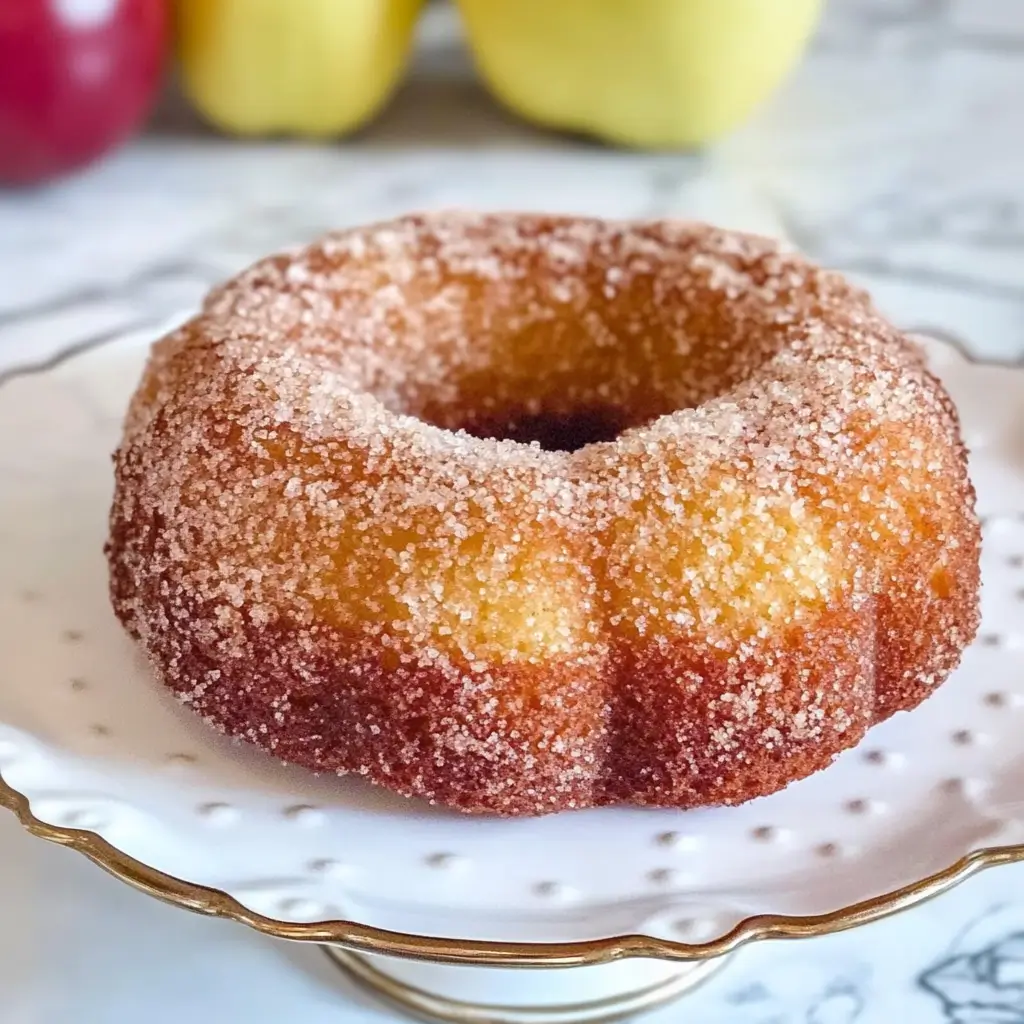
{"left": 106, "top": 213, "right": 980, "bottom": 816}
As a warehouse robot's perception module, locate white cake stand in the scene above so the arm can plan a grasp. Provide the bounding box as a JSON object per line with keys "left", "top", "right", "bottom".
{"left": 1, "top": 324, "right": 1022, "bottom": 1024}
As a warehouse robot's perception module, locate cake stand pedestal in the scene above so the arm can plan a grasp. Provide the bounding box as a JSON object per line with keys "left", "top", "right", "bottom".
{"left": 322, "top": 948, "right": 729, "bottom": 1024}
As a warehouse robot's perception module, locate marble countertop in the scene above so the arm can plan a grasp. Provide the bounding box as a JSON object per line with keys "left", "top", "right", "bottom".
{"left": 2, "top": 0, "right": 1024, "bottom": 1021}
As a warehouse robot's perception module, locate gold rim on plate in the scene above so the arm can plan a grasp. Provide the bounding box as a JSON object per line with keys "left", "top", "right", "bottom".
{"left": 0, "top": 324, "right": 1021, "bottom": 968}
{"left": 2, "top": 769, "right": 1023, "bottom": 965}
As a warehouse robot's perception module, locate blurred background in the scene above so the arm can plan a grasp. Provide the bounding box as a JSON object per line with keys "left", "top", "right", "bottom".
{"left": 1, "top": 0, "right": 1021, "bottom": 370}
{"left": 1, "top": 1, "right": 1023, "bottom": 1022}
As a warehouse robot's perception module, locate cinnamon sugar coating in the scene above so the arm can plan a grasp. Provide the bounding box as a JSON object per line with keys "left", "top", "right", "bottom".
{"left": 106, "top": 213, "right": 980, "bottom": 815}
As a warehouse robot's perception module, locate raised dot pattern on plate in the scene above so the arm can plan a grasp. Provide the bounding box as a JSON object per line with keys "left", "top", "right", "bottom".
{"left": 656, "top": 831, "right": 701, "bottom": 852}
{"left": 534, "top": 881, "right": 574, "bottom": 901}
{"left": 845, "top": 798, "right": 884, "bottom": 816}
{"left": 984, "top": 691, "right": 1018, "bottom": 708}
{"left": 283, "top": 804, "right": 326, "bottom": 827}
{"left": 307, "top": 859, "right": 353, "bottom": 879}
{"left": 862, "top": 749, "right": 905, "bottom": 769}
{"left": 197, "top": 802, "right": 240, "bottom": 826}
{"left": 425, "top": 852, "right": 467, "bottom": 870}
{"left": 952, "top": 729, "right": 978, "bottom": 746}
{"left": 648, "top": 868, "right": 687, "bottom": 886}
{"left": 938, "top": 777, "right": 988, "bottom": 800}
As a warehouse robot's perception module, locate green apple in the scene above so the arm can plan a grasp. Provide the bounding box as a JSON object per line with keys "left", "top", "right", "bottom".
{"left": 178, "top": 0, "right": 423, "bottom": 138}
{"left": 456, "top": 0, "right": 822, "bottom": 148}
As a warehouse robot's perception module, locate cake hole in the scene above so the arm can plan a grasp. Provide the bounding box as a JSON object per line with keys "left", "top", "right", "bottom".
{"left": 62, "top": 629, "right": 84, "bottom": 643}
{"left": 952, "top": 729, "right": 975, "bottom": 746}
{"left": 979, "top": 634, "right": 1004, "bottom": 647}
{"left": 165, "top": 752, "right": 197, "bottom": 766}
{"left": 20, "top": 589, "right": 41, "bottom": 603}
{"left": 816, "top": 842, "right": 840, "bottom": 858}
{"left": 364, "top": 223, "right": 778, "bottom": 455}
{"left": 1008, "top": 555, "right": 1024, "bottom": 569}
{"left": 89, "top": 724, "right": 110, "bottom": 738}
{"left": 69, "top": 677, "right": 88, "bottom": 692}
{"left": 672, "top": 918, "right": 696, "bottom": 937}
{"left": 984, "top": 691, "right": 1008, "bottom": 708}
{"left": 751, "top": 826, "right": 777, "bottom": 843}
{"left": 462, "top": 408, "right": 631, "bottom": 453}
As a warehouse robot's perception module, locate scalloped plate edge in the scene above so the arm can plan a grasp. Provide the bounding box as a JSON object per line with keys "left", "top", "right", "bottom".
{"left": 0, "top": 323, "right": 1021, "bottom": 968}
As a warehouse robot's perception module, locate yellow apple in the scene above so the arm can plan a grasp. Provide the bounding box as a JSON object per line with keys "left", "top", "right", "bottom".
{"left": 456, "top": 0, "right": 822, "bottom": 148}
{"left": 177, "top": 0, "right": 423, "bottom": 138}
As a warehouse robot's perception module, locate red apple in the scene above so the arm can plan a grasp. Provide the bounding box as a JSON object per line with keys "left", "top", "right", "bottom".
{"left": 0, "top": 0, "right": 167, "bottom": 185}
